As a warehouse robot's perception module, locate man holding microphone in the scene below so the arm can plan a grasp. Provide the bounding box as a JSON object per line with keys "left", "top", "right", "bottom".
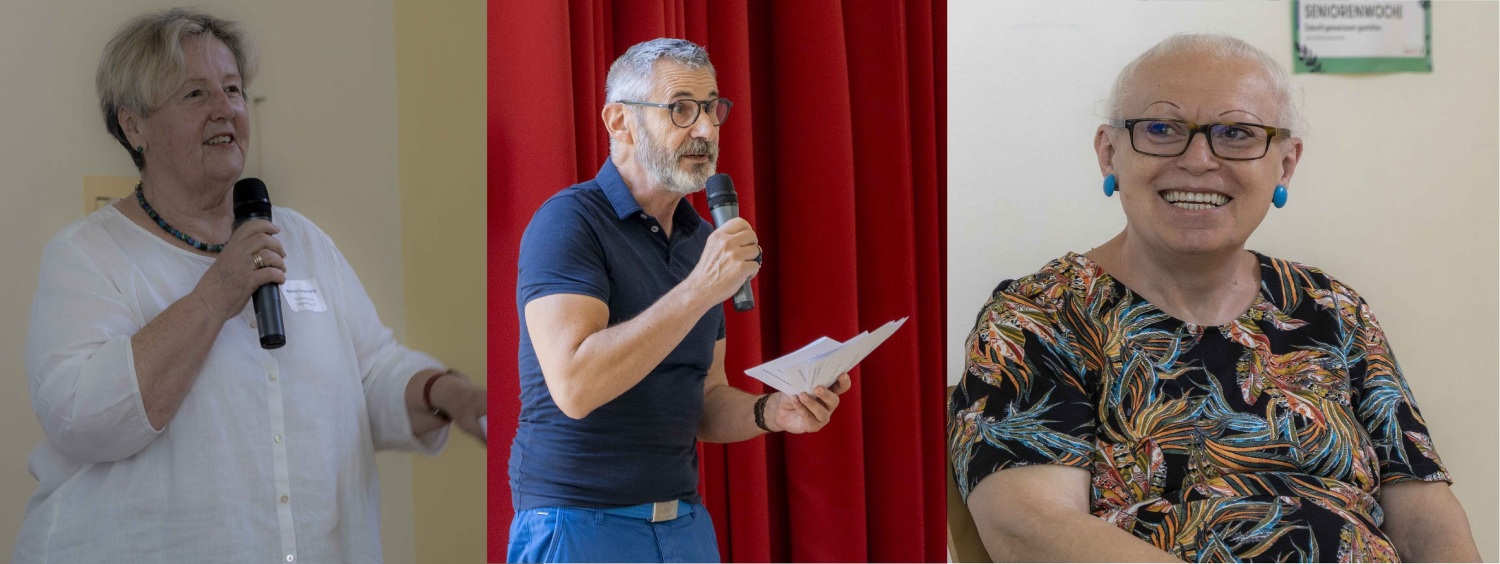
{"left": 507, "top": 38, "right": 851, "bottom": 563}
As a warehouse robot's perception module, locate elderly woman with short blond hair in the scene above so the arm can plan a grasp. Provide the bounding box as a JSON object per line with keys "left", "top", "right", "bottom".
{"left": 949, "top": 34, "right": 1479, "bottom": 562}
{"left": 15, "top": 9, "right": 485, "bottom": 563}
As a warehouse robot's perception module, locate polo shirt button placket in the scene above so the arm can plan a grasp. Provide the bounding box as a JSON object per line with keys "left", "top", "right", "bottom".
{"left": 513, "top": 161, "right": 728, "bottom": 522}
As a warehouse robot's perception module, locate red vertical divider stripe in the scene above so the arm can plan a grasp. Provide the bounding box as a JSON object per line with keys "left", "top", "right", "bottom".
{"left": 486, "top": 4, "right": 576, "bottom": 562}
{"left": 844, "top": 1, "right": 925, "bottom": 561}
{"left": 908, "top": 0, "right": 950, "bottom": 557}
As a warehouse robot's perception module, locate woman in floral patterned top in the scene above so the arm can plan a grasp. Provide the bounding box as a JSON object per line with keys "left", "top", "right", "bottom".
{"left": 949, "top": 34, "right": 1480, "bottom": 562}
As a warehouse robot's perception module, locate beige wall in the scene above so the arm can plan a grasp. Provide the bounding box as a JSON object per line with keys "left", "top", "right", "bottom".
{"left": 0, "top": 1, "right": 482, "bottom": 561}
{"left": 948, "top": 0, "right": 1498, "bottom": 560}
{"left": 394, "top": 0, "right": 488, "bottom": 562}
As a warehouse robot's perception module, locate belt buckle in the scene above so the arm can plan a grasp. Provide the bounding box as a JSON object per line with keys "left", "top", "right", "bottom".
{"left": 650, "top": 500, "right": 678, "bottom": 522}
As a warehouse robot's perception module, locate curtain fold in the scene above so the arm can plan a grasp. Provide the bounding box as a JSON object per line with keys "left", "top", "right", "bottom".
{"left": 488, "top": 1, "right": 946, "bottom": 561}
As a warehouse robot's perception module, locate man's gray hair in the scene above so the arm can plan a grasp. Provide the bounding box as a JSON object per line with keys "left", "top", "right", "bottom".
{"left": 605, "top": 38, "right": 714, "bottom": 156}
{"left": 1107, "top": 33, "right": 1304, "bottom": 135}
{"left": 97, "top": 8, "right": 258, "bottom": 171}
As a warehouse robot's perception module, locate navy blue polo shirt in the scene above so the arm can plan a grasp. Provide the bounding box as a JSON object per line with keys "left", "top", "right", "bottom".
{"left": 510, "top": 159, "right": 726, "bottom": 511}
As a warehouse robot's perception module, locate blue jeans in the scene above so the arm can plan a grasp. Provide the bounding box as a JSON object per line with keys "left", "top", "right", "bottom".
{"left": 506, "top": 502, "right": 720, "bottom": 563}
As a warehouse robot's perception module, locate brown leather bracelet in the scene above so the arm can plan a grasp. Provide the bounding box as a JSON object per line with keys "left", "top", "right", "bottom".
{"left": 753, "top": 393, "right": 773, "bottom": 433}
{"left": 423, "top": 369, "right": 455, "bottom": 421}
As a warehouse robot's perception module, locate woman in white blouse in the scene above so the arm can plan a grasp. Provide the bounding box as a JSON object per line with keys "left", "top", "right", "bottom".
{"left": 14, "top": 8, "right": 486, "bottom": 563}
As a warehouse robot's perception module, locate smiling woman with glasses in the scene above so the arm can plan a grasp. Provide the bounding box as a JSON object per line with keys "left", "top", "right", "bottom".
{"left": 1110, "top": 118, "right": 1293, "bottom": 160}
{"left": 948, "top": 33, "right": 1480, "bottom": 562}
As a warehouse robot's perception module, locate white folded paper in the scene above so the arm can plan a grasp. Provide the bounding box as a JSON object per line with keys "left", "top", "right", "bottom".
{"left": 744, "top": 317, "right": 908, "bottom": 395}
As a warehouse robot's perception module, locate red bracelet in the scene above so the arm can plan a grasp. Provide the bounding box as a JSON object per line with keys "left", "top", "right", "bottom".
{"left": 423, "top": 370, "right": 455, "bottom": 421}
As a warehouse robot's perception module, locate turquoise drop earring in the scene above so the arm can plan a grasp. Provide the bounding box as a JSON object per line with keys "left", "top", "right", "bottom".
{"left": 1272, "top": 185, "right": 1288, "bottom": 208}
{"left": 1103, "top": 174, "right": 1117, "bottom": 197}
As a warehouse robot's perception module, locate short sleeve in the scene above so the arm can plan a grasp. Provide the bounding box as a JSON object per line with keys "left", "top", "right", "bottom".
{"left": 517, "top": 196, "right": 609, "bottom": 307}
{"left": 1347, "top": 293, "right": 1451, "bottom": 485}
{"left": 948, "top": 282, "right": 1096, "bottom": 504}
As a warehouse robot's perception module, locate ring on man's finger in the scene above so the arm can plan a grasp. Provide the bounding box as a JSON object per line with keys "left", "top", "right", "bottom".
{"left": 253, "top": 252, "right": 265, "bottom": 270}
{"left": 753, "top": 244, "right": 763, "bottom": 265}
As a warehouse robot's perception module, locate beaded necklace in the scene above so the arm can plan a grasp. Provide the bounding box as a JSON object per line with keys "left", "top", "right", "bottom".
{"left": 135, "top": 181, "right": 226, "bottom": 253}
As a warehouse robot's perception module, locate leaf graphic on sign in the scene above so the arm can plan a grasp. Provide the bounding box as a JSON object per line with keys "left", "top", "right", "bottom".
{"left": 1296, "top": 43, "right": 1323, "bottom": 73}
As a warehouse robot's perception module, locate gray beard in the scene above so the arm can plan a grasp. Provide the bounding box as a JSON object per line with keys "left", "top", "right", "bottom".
{"left": 637, "top": 128, "right": 717, "bottom": 195}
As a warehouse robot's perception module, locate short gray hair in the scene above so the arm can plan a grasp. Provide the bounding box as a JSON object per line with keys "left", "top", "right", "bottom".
{"left": 97, "top": 8, "right": 258, "bottom": 170}
{"left": 604, "top": 38, "right": 714, "bottom": 156}
{"left": 1107, "top": 33, "right": 1304, "bottom": 136}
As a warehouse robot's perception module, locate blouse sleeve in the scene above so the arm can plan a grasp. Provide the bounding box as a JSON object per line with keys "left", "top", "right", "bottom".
{"left": 321, "top": 230, "right": 449, "bottom": 454}
{"left": 26, "top": 231, "right": 162, "bottom": 462}
{"left": 948, "top": 282, "right": 1096, "bottom": 504}
{"left": 1347, "top": 293, "right": 1451, "bottom": 485}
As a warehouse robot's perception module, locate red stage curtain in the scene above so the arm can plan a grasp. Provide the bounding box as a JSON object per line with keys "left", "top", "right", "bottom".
{"left": 488, "top": 1, "right": 946, "bottom": 561}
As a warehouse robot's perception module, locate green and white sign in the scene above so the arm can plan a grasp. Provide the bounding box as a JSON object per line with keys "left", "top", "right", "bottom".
{"left": 1293, "top": 1, "right": 1432, "bottom": 73}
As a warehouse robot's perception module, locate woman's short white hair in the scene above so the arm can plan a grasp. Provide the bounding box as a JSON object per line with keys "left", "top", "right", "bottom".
{"left": 1107, "top": 33, "right": 1304, "bottom": 135}
{"left": 604, "top": 38, "right": 714, "bottom": 156}
{"left": 97, "top": 8, "right": 258, "bottom": 170}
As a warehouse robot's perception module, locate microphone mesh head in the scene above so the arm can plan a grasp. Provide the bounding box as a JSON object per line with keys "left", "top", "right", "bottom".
{"left": 233, "top": 178, "right": 272, "bottom": 221}
{"left": 705, "top": 173, "right": 737, "bottom": 209}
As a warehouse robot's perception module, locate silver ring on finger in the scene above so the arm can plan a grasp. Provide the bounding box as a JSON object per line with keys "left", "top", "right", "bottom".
{"left": 253, "top": 251, "right": 265, "bottom": 270}
{"left": 753, "top": 244, "right": 763, "bottom": 265}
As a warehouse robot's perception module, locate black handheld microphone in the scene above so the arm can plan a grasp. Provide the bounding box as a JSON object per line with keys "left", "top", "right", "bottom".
{"left": 705, "top": 173, "right": 755, "bottom": 312}
{"left": 233, "top": 178, "right": 285, "bottom": 349}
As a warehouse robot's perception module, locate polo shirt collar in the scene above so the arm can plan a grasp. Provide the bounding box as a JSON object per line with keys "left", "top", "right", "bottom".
{"left": 597, "top": 159, "right": 705, "bottom": 236}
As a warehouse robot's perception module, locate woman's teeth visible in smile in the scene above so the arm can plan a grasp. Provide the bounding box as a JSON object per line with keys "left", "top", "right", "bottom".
{"left": 1162, "top": 190, "right": 1229, "bottom": 210}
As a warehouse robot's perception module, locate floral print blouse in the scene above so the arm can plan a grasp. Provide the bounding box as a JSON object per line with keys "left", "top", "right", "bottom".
{"left": 949, "top": 252, "right": 1449, "bottom": 562}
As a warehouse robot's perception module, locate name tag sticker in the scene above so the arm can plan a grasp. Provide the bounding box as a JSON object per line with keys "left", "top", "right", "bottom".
{"left": 280, "top": 279, "right": 329, "bottom": 313}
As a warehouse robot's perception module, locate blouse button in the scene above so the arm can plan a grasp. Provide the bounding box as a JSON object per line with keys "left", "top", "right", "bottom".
{"left": 274, "top": 434, "right": 283, "bottom": 444}
{"left": 280, "top": 495, "right": 289, "bottom": 504}
{"left": 650, "top": 226, "right": 660, "bottom": 233}
{"left": 286, "top": 555, "right": 295, "bottom": 563}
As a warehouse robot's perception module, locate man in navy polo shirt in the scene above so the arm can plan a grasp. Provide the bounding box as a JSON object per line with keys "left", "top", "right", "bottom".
{"left": 506, "top": 39, "right": 852, "bottom": 563}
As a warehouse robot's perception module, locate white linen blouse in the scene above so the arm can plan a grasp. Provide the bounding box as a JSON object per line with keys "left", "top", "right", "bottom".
{"left": 14, "top": 205, "right": 446, "bottom": 564}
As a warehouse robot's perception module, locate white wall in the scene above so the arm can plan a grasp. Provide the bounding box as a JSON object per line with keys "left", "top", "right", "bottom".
{"left": 948, "top": 1, "right": 1498, "bottom": 560}
{"left": 0, "top": 1, "right": 422, "bottom": 561}
{"left": 393, "top": 0, "right": 488, "bottom": 561}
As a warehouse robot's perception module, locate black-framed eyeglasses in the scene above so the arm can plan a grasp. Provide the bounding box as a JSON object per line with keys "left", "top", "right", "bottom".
{"left": 620, "top": 98, "right": 733, "bottom": 128}
{"left": 1110, "top": 118, "right": 1293, "bottom": 161}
